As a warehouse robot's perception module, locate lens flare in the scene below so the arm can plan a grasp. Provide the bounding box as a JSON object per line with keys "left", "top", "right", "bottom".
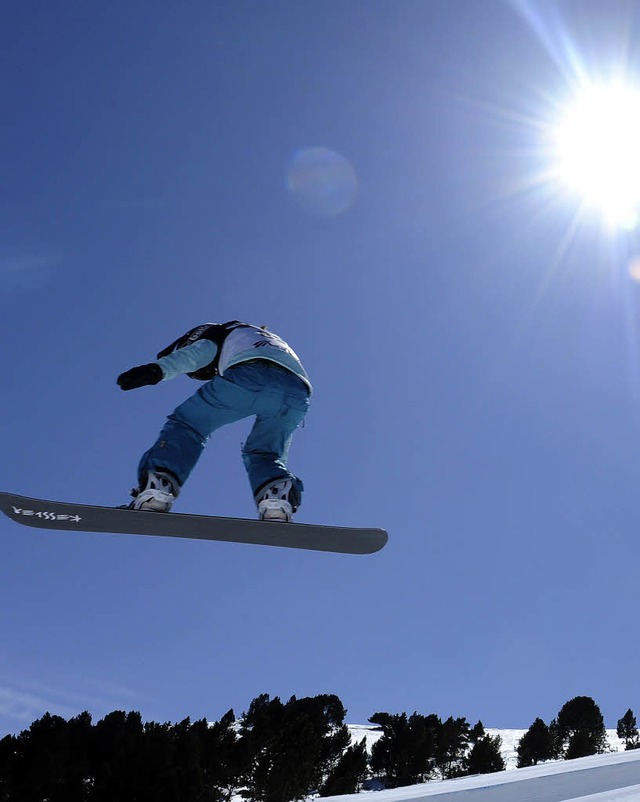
{"left": 286, "top": 147, "right": 358, "bottom": 217}
{"left": 628, "top": 256, "right": 640, "bottom": 283}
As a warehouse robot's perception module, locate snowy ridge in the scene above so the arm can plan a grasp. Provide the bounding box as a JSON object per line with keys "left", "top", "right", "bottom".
{"left": 340, "top": 726, "right": 639, "bottom": 801}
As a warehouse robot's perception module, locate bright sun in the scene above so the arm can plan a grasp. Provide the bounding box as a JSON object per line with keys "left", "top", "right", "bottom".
{"left": 554, "top": 83, "right": 640, "bottom": 229}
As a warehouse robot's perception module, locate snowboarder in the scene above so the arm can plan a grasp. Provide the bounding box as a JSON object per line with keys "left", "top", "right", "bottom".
{"left": 117, "top": 321, "right": 311, "bottom": 522}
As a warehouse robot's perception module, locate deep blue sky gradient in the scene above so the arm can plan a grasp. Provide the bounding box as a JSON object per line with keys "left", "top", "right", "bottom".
{"left": 3, "top": 0, "right": 640, "bottom": 735}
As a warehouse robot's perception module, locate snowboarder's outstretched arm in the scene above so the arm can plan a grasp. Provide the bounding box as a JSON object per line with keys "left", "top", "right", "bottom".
{"left": 117, "top": 339, "right": 217, "bottom": 390}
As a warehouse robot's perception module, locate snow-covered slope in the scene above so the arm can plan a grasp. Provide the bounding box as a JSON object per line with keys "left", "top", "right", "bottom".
{"left": 341, "top": 726, "right": 639, "bottom": 802}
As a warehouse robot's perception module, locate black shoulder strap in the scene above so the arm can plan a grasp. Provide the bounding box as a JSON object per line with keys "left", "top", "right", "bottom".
{"left": 156, "top": 321, "right": 249, "bottom": 380}
{"left": 156, "top": 324, "right": 217, "bottom": 360}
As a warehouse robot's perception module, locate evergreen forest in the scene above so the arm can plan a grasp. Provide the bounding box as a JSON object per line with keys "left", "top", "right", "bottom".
{"left": 0, "top": 693, "right": 636, "bottom": 802}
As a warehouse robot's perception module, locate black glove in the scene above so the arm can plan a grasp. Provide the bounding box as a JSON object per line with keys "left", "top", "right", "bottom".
{"left": 117, "top": 363, "right": 163, "bottom": 391}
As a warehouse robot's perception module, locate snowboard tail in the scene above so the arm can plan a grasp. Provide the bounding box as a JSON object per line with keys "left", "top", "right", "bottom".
{"left": 0, "top": 492, "right": 387, "bottom": 555}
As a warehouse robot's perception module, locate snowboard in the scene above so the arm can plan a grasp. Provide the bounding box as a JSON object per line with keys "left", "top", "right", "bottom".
{"left": 0, "top": 492, "right": 388, "bottom": 555}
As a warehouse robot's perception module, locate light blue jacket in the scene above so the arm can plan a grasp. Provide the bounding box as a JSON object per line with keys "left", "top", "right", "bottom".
{"left": 155, "top": 334, "right": 312, "bottom": 392}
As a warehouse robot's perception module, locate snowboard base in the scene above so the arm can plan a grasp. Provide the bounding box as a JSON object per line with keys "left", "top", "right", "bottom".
{"left": 0, "top": 492, "right": 387, "bottom": 555}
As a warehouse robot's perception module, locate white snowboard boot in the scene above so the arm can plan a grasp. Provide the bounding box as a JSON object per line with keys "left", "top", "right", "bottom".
{"left": 127, "top": 470, "right": 180, "bottom": 512}
{"left": 255, "top": 478, "right": 298, "bottom": 522}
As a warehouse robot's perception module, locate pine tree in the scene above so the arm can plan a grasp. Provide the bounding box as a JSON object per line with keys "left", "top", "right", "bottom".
{"left": 551, "top": 696, "right": 609, "bottom": 759}
{"left": 466, "top": 733, "right": 505, "bottom": 775}
{"left": 469, "top": 721, "right": 486, "bottom": 743}
{"left": 434, "top": 717, "right": 470, "bottom": 779}
{"left": 67, "top": 712, "right": 93, "bottom": 796}
{"left": 0, "top": 734, "right": 17, "bottom": 802}
{"left": 320, "top": 738, "right": 369, "bottom": 796}
{"left": 139, "top": 719, "right": 180, "bottom": 799}
{"left": 91, "top": 710, "right": 146, "bottom": 801}
{"left": 369, "top": 712, "right": 438, "bottom": 787}
{"left": 202, "top": 709, "right": 243, "bottom": 801}
{"left": 11, "top": 712, "right": 77, "bottom": 801}
{"left": 617, "top": 709, "right": 640, "bottom": 750}
{"left": 239, "top": 693, "right": 350, "bottom": 802}
{"left": 517, "top": 718, "right": 553, "bottom": 767}
{"left": 565, "top": 728, "right": 598, "bottom": 760}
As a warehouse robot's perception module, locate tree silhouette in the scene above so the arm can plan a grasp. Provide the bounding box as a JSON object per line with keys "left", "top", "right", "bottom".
{"left": 239, "top": 693, "right": 350, "bottom": 802}
{"left": 469, "top": 721, "right": 486, "bottom": 743}
{"left": 517, "top": 718, "right": 553, "bottom": 767}
{"left": 434, "top": 716, "right": 470, "bottom": 779}
{"left": 466, "top": 733, "right": 505, "bottom": 775}
{"left": 0, "top": 733, "right": 16, "bottom": 800}
{"left": 550, "top": 696, "right": 608, "bottom": 759}
{"left": 12, "top": 711, "right": 89, "bottom": 802}
{"left": 320, "top": 738, "right": 369, "bottom": 796}
{"left": 0, "top": 692, "right": 631, "bottom": 799}
{"left": 369, "top": 712, "right": 438, "bottom": 787}
{"left": 617, "top": 709, "right": 640, "bottom": 751}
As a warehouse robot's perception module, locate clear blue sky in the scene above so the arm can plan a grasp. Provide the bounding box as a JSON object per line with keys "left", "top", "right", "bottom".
{"left": 3, "top": 0, "right": 640, "bottom": 736}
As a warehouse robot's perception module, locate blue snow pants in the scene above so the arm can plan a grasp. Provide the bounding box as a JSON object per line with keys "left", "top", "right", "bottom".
{"left": 138, "top": 360, "right": 310, "bottom": 502}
